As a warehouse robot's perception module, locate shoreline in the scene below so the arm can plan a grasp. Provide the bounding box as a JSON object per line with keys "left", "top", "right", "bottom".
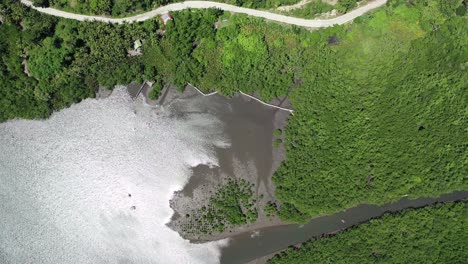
{"left": 165, "top": 84, "right": 293, "bottom": 243}
{"left": 221, "top": 191, "right": 468, "bottom": 264}
{"left": 187, "top": 83, "right": 294, "bottom": 113}
{"left": 195, "top": 190, "right": 468, "bottom": 244}
{"left": 117, "top": 85, "right": 467, "bottom": 264}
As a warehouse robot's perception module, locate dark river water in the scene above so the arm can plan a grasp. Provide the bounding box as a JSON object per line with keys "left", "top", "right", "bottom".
{"left": 221, "top": 191, "right": 468, "bottom": 264}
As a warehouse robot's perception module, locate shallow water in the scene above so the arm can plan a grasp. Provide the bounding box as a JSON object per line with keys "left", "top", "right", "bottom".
{"left": 174, "top": 90, "right": 281, "bottom": 203}
{"left": 0, "top": 87, "right": 229, "bottom": 264}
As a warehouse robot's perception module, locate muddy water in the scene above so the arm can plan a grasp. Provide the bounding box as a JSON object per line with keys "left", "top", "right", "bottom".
{"left": 220, "top": 191, "right": 468, "bottom": 264}
{"left": 138, "top": 86, "right": 467, "bottom": 264}
{"left": 167, "top": 86, "right": 291, "bottom": 240}
{"left": 176, "top": 90, "right": 279, "bottom": 199}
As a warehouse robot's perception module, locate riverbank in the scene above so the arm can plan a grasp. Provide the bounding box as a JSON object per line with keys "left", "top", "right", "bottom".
{"left": 220, "top": 191, "right": 468, "bottom": 264}
{"left": 263, "top": 199, "right": 468, "bottom": 264}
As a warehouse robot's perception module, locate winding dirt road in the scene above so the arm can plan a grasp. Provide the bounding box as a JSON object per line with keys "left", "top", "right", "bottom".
{"left": 21, "top": 0, "right": 387, "bottom": 27}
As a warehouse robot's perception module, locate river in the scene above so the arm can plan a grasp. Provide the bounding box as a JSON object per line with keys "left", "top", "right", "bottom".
{"left": 221, "top": 191, "right": 468, "bottom": 264}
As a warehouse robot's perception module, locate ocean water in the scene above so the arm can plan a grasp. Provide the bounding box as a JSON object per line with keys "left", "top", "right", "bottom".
{"left": 0, "top": 88, "right": 229, "bottom": 264}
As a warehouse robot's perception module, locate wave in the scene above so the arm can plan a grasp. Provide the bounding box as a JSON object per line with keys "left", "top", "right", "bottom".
{"left": 0, "top": 87, "right": 229, "bottom": 264}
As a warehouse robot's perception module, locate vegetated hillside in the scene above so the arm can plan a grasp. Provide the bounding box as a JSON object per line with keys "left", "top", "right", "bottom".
{"left": 272, "top": 0, "right": 468, "bottom": 221}
{"left": 268, "top": 201, "right": 468, "bottom": 264}
{"left": 31, "top": 0, "right": 301, "bottom": 16}
{"left": 31, "top": 0, "right": 361, "bottom": 17}
{"left": 0, "top": 0, "right": 466, "bottom": 222}
{"left": 284, "top": 0, "right": 362, "bottom": 19}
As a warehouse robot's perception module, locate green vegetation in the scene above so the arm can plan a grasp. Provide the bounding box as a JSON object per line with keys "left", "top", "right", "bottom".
{"left": 268, "top": 201, "right": 468, "bottom": 263}
{"left": 336, "top": 0, "right": 359, "bottom": 13}
{"left": 283, "top": 0, "right": 365, "bottom": 19}
{"left": 273, "top": 129, "right": 283, "bottom": 148}
{"left": 1, "top": 0, "right": 466, "bottom": 227}
{"left": 0, "top": 2, "right": 145, "bottom": 120}
{"left": 148, "top": 78, "right": 163, "bottom": 100}
{"left": 222, "top": 0, "right": 300, "bottom": 9}
{"left": 37, "top": 0, "right": 307, "bottom": 16}
{"left": 41, "top": 0, "right": 173, "bottom": 16}
{"left": 273, "top": 0, "right": 468, "bottom": 222}
{"left": 274, "top": 129, "right": 283, "bottom": 137}
{"left": 273, "top": 138, "right": 283, "bottom": 148}
{"left": 285, "top": 0, "right": 334, "bottom": 18}
{"left": 264, "top": 201, "right": 279, "bottom": 217}
{"left": 0, "top": 1, "right": 221, "bottom": 121}
{"left": 183, "top": 179, "right": 257, "bottom": 234}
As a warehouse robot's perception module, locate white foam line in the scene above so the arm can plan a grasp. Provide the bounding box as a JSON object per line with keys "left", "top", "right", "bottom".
{"left": 188, "top": 83, "right": 219, "bottom": 96}
{"left": 188, "top": 84, "right": 293, "bottom": 113}
{"left": 239, "top": 91, "right": 294, "bottom": 113}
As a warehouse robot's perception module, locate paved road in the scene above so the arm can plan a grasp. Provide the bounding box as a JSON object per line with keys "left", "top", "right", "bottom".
{"left": 21, "top": 0, "right": 387, "bottom": 27}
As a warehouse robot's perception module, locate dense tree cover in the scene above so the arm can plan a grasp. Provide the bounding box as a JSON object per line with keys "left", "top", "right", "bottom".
{"left": 283, "top": 0, "right": 363, "bottom": 19}
{"left": 285, "top": 0, "right": 334, "bottom": 18}
{"left": 273, "top": 0, "right": 468, "bottom": 222}
{"left": 336, "top": 0, "right": 358, "bottom": 12}
{"left": 181, "top": 179, "right": 257, "bottom": 234}
{"left": 38, "top": 0, "right": 361, "bottom": 17}
{"left": 219, "top": 0, "right": 299, "bottom": 9}
{"left": 0, "top": 23, "right": 51, "bottom": 120}
{"left": 44, "top": 0, "right": 171, "bottom": 16}
{"left": 264, "top": 201, "right": 279, "bottom": 217}
{"left": 148, "top": 77, "right": 163, "bottom": 99}
{"left": 0, "top": 0, "right": 155, "bottom": 120}
{"left": 268, "top": 201, "right": 468, "bottom": 263}
{"left": 193, "top": 14, "right": 297, "bottom": 100}
{"left": 37, "top": 0, "right": 306, "bottom": 16}
{"left": 1, "top": 0, "right": 466, "bottom": 226}
{"left": 143, "top": 9, "right": 223, "bottom": 89}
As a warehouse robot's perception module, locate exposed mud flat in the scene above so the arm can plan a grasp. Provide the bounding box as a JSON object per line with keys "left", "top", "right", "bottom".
{"left": 154, "top": 85, "right": 292, "bottom": 242}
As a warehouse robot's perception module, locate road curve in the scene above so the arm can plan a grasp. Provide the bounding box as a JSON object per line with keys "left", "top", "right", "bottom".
{"left": 21, "top": 0, "right": 387, "bottom": 27}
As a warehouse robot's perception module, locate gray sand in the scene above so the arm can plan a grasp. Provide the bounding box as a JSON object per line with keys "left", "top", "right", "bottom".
{"left": 153, "top": 85, "right": 292, "bottom": 242}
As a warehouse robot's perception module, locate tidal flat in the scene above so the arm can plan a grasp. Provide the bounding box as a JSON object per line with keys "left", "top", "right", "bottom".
{"left": 0, "top": 84, "right": 291, "bottom": 264}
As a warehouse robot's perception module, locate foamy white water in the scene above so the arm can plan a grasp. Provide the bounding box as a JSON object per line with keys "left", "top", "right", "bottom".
{"left": 0, "top": 87, "right": 229, "bottom": 264}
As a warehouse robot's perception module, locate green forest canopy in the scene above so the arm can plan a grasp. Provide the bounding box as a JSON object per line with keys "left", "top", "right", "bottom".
{"left": 33, "top": 0, "right": 361, "bottom": 17}
{"left": 272, "top": 0, "right": 468, "bottom": 221}
{"left": 0, "top": 0, "right": 467, "bottom": 223}
{"left": 268, "top": 201, "right": 468, "bottom": 264}
{"left": 32, "top": 0, "right": 293, "bottom": 15}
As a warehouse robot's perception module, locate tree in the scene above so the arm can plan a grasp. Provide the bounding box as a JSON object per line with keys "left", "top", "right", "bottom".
{"left": 32, "top": 0, "right": 50, "bottom": 7}
{"left": 89, "top": 0, "right": 111, "bottom": 14}
{"left": 337, "top": 0, "right": 357, "bottom": 13}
